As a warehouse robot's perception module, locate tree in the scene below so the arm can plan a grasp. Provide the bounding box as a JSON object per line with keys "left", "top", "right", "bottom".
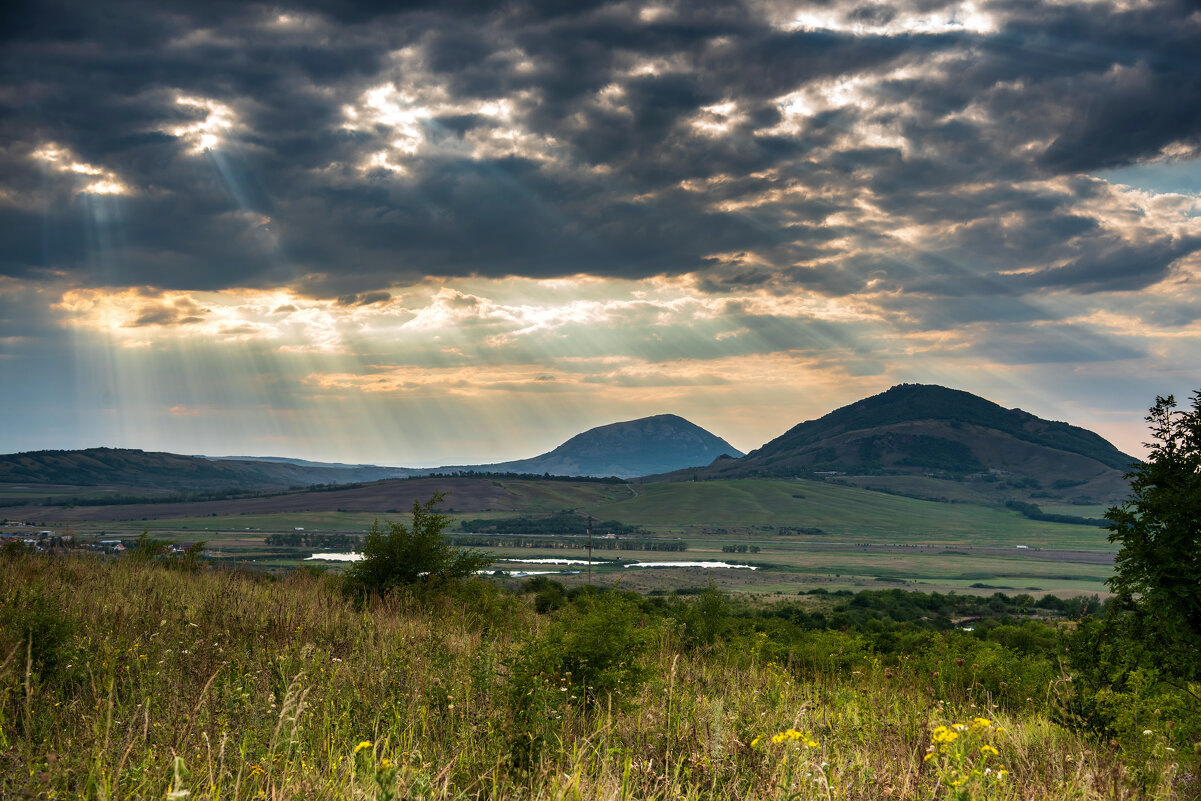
{"left": 343, "top": 492, "right": 492, "bottom": 597}
{"left": 129, "top": 527, "right": 169, "bottom": 562}
{"left": 1105, "top": 390, "right": 1201, "bottom": 682}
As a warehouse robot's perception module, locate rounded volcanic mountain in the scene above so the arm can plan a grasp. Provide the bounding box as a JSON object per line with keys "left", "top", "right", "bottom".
{"left": 484, "top": 414, "right": 744, "bottom": 478}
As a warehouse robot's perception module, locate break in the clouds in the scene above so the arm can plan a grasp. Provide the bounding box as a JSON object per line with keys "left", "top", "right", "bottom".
{"left": 1, "top": 0, "right": 1199, "bottom": 464}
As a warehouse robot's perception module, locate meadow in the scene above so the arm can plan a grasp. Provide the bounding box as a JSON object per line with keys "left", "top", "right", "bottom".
{"left": 1, "top": 551, "right": 1193, "bottom": 800}
{"left": 4, "top": 476, "right": 1115, "bottom": 596}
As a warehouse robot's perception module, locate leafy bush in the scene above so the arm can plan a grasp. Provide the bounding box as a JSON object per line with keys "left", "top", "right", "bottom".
{"left": 0, "top": 583, "right": 79, "bottom": 681}
{"left": 342, "top": 492, "right": 492, "bottom": 598}
{"left": 672, "top": 584, "right": 729, "bottom": 649}
{"left": 510, "top": 590, "right": 653, "bottom": 706}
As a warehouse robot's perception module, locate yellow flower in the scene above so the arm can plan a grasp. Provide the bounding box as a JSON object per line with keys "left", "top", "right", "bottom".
{"left": 380, "top": 758, "right": 392, "bottom": 769}
{"left": 751, "top": 737, "right": 760, "bottom": 747}
{"left": 766, "top": 728, "right": 818, "bottom": 747}
{"left": 972, "top": 717, "right": 992, "bottom": 729}
{"left": 981, "top": 745, "right": 999, "bottom": 755}
{"left": 931, "top": 727, "right": 959, "bottom": 744}
{"left": 354, "top": 741, "right": 373, "bottom": 755}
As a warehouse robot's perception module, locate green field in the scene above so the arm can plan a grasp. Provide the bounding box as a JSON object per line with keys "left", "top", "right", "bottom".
{"left": 10, "top": 476, "right": 1118, "bottom": 596}
{"left": 582, "top": 479, "right": 1112, "bottom": 549}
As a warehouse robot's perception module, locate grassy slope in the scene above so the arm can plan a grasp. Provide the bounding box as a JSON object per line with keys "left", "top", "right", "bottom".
{"left": 580, "top": 479, "right": 1111, "bottom": 550}
{"left": 1, "top": 555, "right": 1186, "bottom": 800}
{"left": 0, "top": 478, "right": 632, "bottom": 523}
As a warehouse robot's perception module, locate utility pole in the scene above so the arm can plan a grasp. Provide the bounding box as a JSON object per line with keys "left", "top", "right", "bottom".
{"left": 587, "top": 514, "right": 593, "bottom": 585}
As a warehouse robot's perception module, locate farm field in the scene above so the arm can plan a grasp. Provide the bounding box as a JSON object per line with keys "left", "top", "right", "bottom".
{"left": 0, "top": 477, "right": 632, "bottom": 522}
{"left": 2, "top": 476, "right": 1116, "bottom": 596}
{"left": 578, "top": 479, "right": 1113, "bottom": 549}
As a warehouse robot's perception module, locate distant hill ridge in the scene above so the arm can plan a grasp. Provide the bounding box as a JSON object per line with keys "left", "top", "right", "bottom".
{"left": 0, "top": 447, "right": 414, "bottom": 489}
{"left": 649, "top": 384, "right": 1135, "bottom": 504}
{"left": 756, "top": 383, "right": 1132, "bottom": 471}
{"left": 0, "top": 414, "right": 743, "bottom": 488}
{"left": 441, "top": 414, "right": 744, "bottom": 479}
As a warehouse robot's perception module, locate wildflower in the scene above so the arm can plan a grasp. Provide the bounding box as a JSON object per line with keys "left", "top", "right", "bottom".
{"left": 751, "top": 737, "right": 760, "bottom": 747}
{"left": 1143, "top": 730, "right": 1153, "bottom": 735}
{"left": 971, "top": 717, "right": 991, "bottom": 729}
{"left": 767, "top": 728, "right": 819, "bottom": 747}
{"left": 931, "top": 726, "right": 959, "bottom": 744}
{"left": 355, "top": 741, "right": 373, "bottom": 755}
{"left": 981, "top": 745, "right": 999, "bottom": 755}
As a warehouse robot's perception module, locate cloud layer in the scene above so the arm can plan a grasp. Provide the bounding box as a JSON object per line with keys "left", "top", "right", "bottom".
{"left": 1, "top": 0, "right": 1199, "bottom": 462}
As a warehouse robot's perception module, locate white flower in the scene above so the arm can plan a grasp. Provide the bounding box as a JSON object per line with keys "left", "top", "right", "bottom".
{"left": 1143, "top": 730, "right": 1153, "bottom": 735}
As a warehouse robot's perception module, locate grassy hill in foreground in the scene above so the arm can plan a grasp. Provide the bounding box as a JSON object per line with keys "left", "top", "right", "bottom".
{"left": 1, "top": 554, "right": 1192, "bottom": 800}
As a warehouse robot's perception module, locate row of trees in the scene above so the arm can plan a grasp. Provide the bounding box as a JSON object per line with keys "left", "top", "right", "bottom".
{"left": 452, "top": 535, "right": 687, "bottom": 552}
{"left": 264, "top": 532, "right": 357, "bottom": 548}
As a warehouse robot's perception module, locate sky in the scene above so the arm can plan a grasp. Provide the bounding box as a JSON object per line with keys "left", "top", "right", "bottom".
{"left": 1, "top": 0, "right": 1199, "bottom": 467}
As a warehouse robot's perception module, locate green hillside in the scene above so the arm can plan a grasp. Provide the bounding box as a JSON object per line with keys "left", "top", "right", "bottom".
{"left": 578, "top": 478, "right": 1113, "bottom": 549}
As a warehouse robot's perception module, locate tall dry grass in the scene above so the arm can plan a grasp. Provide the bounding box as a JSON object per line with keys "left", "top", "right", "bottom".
{"left": 0, "top": 554, "right": 1188, "bottom": 799}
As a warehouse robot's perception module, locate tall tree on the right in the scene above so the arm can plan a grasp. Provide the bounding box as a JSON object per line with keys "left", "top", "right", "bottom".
{"left": 1106, "top": 390, "right": 1201, "bottom": 682}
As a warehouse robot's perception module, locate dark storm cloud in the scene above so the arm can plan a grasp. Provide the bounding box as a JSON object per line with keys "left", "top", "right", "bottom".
{"left": 1, "top": 0, "right": 1199, "bottom": 300}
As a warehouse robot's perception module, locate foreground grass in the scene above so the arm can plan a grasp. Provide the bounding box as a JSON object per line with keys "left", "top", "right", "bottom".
{"left": 0, "top": 555, "right": 1189, "bottom": 799}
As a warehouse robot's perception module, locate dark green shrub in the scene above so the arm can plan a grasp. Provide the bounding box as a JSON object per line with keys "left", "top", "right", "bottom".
{"left": 673, "top": 585, "right": 729, "bottom": 649}
{"left": 0, "top": 584, "right": 78, "bottom": 681}
{"left": 342, "top": 493, "right": 492, "bottom": 598}
{"left": 511, "top": 591, "right": 652, "bottom": 706}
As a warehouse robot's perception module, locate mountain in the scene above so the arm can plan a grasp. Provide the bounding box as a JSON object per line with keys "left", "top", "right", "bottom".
{"left": 650, "top": 384, "right": 1136, "bottom": 502}
{"left": 451, "top": 414, "right": 744, "bottom": 478}
{"left": 0, "top": 448, "right": 413, "bottom": 490}
{"left": 0, "top": 415, "right": 742, "bottom": 490}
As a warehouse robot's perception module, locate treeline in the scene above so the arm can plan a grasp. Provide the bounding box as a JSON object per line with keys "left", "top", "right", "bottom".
{"left": 264, "top": 532, "right": 360, "bottom": 547}
{"left": 764, "top": 587, "right": 1103, "bottom": 640}
{"left": 1004, "top": 499, "right": 1108, "bottom": 527}
{"left": 35, "top": 486, "right": 281, "bottom": 507}
{"left": 721, "top": 544, "right": 760, "bottom": 553}
{"left": 460, "top": 512, "right": 651, "bottom": 537}
{"left": 418, "top": 471, "right": 627, "bottom": 484}
{"left": 451, "top": 535, "right": 687, "bottom": 552}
